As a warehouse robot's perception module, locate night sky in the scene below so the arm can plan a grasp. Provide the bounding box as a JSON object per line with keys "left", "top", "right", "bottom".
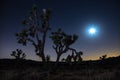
{"left": 0, "top": 0, "right": 120, "bottom": 61}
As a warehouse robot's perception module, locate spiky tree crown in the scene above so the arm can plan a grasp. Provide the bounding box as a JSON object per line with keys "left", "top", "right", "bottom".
{"left": 50, "top": 28, "right": 78, "bottom": 53}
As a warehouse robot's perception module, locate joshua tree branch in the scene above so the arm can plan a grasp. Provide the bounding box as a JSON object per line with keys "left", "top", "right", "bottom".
{"left": 68, "top": 47, "right": 77, "bottom": 54}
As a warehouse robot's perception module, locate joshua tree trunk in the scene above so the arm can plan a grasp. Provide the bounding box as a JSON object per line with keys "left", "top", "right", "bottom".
{"left": 53, "top": 53, "right": 61, "bottom": 70}
{"left": 41, "top": 32, "right": 47, "bottom": 62}
{"left": 56, "top": 53, "right": 61, "bottom": 63}
{"left": 41, "top": 51, "right": 46, "bottom": 62}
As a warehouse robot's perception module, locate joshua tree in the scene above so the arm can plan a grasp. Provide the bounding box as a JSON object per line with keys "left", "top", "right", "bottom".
{"left": 99, "top": 54, "right": 107, "bottom": 60}
{"left": 50, "top": 28, "right": 78, "bottom": 63}
{"left": 16, "top": 5, "right": 51, "bottom": 62}
{"left": 11, "top": 49, "right": 26, "bottom": 59}
{"left": 69, "top": 48, "right": 83, "bottom": 62}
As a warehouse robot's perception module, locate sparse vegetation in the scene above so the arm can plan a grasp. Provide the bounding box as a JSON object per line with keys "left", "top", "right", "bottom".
{"left": 99, "top": 54, "right": 107, "bottom": 60}
{"left": 0, "top": 56, "right": 120, "bottom": 80}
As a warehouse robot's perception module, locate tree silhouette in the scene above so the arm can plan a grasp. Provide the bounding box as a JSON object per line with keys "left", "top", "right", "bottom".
{"left": 99, "top": 54, "right": 107, "bottom": 60}
{"left": 11, "top": 49, "right": 26, "bottom": 59}
{"left": 16, "top": 5, "right": 51, "bottom": 62}
{"left": 46, "top": 55, "right": 51, "bottom": 62}
{"left": 72, "top": 51, "right": 83, "bottom": 62}
{"left": 50, "top": 28, "right": 78, "bottom": 63}
{"left": 66, "top": 54, "right": 72, "bottom": 63}
{"left": 66, "top": 48, "right": 83, "bottom": 63}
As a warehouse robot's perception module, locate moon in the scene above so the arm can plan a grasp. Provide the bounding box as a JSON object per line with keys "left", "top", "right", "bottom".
{"left": 89, "top": 28, "right": 96, "bottom": 34}
{"left": 85, "top": 24, "right": 99, "bottom": 37}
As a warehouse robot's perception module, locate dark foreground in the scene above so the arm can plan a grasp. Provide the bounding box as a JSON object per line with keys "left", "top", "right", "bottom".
{"left": 0, "top": 56, "right": 120, "bottom": 80}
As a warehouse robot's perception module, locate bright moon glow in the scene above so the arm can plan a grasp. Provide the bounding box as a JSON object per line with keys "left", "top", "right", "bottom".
{"left": 85, "top": 24, "right": 99, "bottom": 37}
{"left": 89, "top": 28, "right": 96, "bottom": 34}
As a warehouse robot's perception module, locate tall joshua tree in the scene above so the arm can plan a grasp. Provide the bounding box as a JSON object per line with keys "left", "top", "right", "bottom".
{"left": 50, "top": 28, "right": 78, "bottom": 63}
{"left": 16, "top": 5, "right": 51, "bottom": 62}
